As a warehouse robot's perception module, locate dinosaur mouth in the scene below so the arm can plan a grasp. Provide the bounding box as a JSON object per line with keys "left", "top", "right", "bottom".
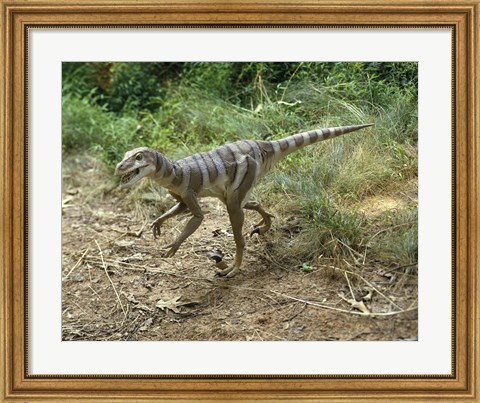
{"left": 121, "top": 168, "right": 140, "bottom": 185}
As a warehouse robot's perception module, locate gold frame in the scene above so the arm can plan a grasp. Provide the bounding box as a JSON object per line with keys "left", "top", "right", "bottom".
{"left": 1, "top": 1, "right": 478, "bottom": 401}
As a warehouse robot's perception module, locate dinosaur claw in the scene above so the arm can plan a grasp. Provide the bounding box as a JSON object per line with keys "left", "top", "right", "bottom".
{"left": 151, "top": 220, "right": 163, "bottom": 239}
{"left": 163, "top": 250, "right": 175, "bottom": 258}
{"left": 250, "top": 227, "right": 260, "bottom": 237}
{"left": 207, "top": 250, "right": 224, "bottom": 264}
{"left": 162, "top": 243, "right": 179, "bottom": 258}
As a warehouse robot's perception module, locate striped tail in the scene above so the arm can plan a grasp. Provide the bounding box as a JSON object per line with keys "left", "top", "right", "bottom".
{"left": 273, "top": 123, "right": 374, "bottom": 157}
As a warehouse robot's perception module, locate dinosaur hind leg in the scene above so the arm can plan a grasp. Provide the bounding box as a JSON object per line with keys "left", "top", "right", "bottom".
{"left": 243, "top": 201, "right": 274, "bottom": 236}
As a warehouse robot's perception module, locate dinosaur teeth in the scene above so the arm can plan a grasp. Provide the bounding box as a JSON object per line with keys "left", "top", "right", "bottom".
{"left": 122, "top": 169, "right": 140, "bottom": 184}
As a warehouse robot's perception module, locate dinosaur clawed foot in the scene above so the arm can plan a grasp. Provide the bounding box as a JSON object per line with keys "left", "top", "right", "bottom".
{"left": 162, "top": 242, "right": 179, "bottom": 258}
{"left": 249, "top": 214, "right": 274, "bottom": 237}
{"left": 250, "top": 225, "right": 270, "bottom": 237}
{"left": 207, "top": 250, "right": 238, "bottom": 278}
{"left": 214, "top": 265, "right": 238, "bottom": 278}
{"left": 151, "top": 219, "right": 163, "bottom": 239}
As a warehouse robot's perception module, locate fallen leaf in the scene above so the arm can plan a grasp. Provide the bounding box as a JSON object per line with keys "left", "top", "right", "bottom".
{"left": 212, "top": 229, "right": 231, "bottom": 237}
{"left": 338, "top": 293, "right": 371, "bottom": 315}
{"left": 347, "top": 299, "right": 371, "bottom": 314}
{"left": 139, "top": 318, "right": 153, "bottom": 332}
{"left": 377, "top": 269, "right": 395, "bottom": 280}
{"left": 156, "top": 296, "right": 182, "bottom": 313}
{"left": 122, "top": 292, "right": 139, "bottom": 304}
{"left": 156, "top": 295, "right": 199, "bottom": 314}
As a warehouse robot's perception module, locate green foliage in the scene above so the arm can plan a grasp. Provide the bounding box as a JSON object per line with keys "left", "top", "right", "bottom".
{"left": 300, "top": 262, "right": 314, "bottom": 273}
{"left": 62, "top": 62, "right": 99, "bottom": 99}
{"left": 62, "top": 62, "right": 185, "bottom": 113}
{"left": 62, "top": 62, "right": 418, "bottom": 267}
{"left": 62, "top": 95, "right": 144, "bottom": 162}
{"left": 62, "top": 61, "right": 417, "bottom": 115}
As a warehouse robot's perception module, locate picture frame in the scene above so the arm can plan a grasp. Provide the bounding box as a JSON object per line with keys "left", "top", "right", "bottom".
{"left": 1, "top": 0, "right": 478, "bottom": 401}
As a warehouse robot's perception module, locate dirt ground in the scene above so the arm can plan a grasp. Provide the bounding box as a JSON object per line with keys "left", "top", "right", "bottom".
{"left": 61, "top": 154, "right": 418, "bottom": 342}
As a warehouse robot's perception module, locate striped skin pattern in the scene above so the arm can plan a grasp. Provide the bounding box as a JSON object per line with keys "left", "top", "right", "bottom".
{"left": 115, "top": 123, "right": 373, "bottom": 277}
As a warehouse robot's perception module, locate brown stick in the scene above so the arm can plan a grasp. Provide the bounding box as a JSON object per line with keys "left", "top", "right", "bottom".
{"left": 95, "top": 239, "right": 127, "bottom": 318}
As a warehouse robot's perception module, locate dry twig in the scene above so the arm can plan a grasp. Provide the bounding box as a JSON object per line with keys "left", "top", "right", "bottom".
{"left": 271, "top": 290, "right": 415, "bottom": 317}
{"left": 95, "top": 239, "right": 127, "bottom": 318}
{"left": 325, "top": 264, "right": 404, "bottom": 311}
{"left": 63, "top": 248, "right": 89, "bottom": 281}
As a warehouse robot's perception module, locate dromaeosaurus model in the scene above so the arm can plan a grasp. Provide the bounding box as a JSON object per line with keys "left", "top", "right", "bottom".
{"left": 116, "top": 123, "right": 373, "bottom": 277}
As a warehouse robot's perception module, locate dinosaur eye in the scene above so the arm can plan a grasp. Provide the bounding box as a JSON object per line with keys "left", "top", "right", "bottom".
{"left": 135, "top": 153, "right": 143, "bottom": 161}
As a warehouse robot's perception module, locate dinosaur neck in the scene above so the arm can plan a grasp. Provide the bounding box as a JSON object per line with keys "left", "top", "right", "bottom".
{"left": 153, "top": 151, "right": 177, "bottom": 186}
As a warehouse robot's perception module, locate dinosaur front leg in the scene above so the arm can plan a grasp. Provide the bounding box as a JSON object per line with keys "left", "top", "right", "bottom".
{"left": 151, "top": 202, "right": 187, "bottom": 238}
{"left": 163, "top": 192, "right": 203, "bottom": 258}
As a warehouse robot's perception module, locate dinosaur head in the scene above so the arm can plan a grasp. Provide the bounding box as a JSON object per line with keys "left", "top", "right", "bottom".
{"left": 115, "top": 147, "right": 158, "bottom": 188}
